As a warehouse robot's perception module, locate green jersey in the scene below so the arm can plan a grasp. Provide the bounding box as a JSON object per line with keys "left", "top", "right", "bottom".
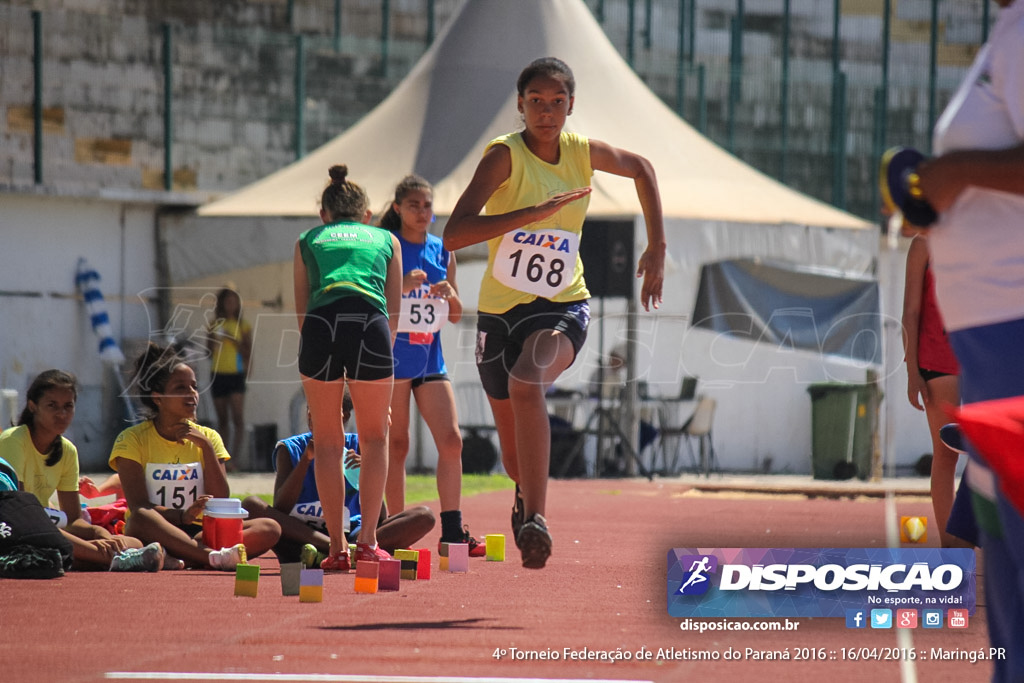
{"left": 299, "top": 221, "right": 393, "bottom": 315}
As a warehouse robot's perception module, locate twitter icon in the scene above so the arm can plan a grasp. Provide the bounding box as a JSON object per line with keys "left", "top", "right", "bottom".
{"left": 871, "top": 609, "right": 893, "bottom": 629}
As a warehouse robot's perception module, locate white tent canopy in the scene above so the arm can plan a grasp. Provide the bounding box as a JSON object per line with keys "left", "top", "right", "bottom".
{"left": 199, "top": 0, "right": 868, "bottom": 230}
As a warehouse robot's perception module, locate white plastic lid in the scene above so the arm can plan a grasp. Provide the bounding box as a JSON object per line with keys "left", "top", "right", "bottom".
{"left": 204, "top": 497, "right": 249, "bottom": 519}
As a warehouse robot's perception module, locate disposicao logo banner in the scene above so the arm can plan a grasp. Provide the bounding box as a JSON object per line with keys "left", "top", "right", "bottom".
{"left": 667, "top": 548, "right": 975, "bottom": 618}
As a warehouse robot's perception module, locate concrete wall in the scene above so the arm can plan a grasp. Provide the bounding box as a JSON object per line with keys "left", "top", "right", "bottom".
{"left": 1, "top": 0, "right": 987, "bottom": 219}
{"left": 0, "top": 0, "right": 462, "bottom": 197}
{"left": 0, "top": 191, "right": 165, "bottom": 469}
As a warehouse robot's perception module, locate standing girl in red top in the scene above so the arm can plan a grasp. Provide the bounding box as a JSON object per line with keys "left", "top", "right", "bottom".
{"left": 901, "top": 232, "right": 963, "bottom": 547}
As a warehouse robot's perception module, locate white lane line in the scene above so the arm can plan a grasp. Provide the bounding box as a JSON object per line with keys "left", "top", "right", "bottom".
{"left": 105, "top": 674, "right": 655, "bottom": 683}
{"left": 885, "top": 490, "right": 918, "bottom": 683}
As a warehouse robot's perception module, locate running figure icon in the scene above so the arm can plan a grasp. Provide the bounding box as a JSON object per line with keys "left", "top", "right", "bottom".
{"left": 679, "top": 556, "right": 712, "bottom": 593}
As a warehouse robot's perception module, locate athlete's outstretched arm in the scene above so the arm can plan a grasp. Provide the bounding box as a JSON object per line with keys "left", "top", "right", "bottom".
{"left": 444, "top": 144, "right": 590, "bottom": 251}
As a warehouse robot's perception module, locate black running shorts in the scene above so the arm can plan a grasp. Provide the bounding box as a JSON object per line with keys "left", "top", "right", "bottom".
{"left": 298, "top": 296, "right": 394, "bottom": 382}
{"left": 475, "top": 297, "right": 590, "bottom": 400}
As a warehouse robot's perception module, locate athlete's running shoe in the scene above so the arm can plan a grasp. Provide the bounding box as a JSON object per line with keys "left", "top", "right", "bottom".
{"left": 510, "top": 484, "right": 525, "bottom": 548}
{"left": 517, "top": 514, "right": 552, "bottom": 569}
{"left": 300, "top": 543, "right": 324, "bottom": 569}
{"left": 109, "top": 542, "right": 164, "bottom": 572}
{"left": 209, "top": 543, "right": 247, "bottom": 571}
{"left": 438, "top": 525, "right": 487, "bottom": 557}
{"left": 319, "top": 551, "right": 351, "bottom": 572}
{"left": 355, "top": 542, "right": 392, "bottom": 562}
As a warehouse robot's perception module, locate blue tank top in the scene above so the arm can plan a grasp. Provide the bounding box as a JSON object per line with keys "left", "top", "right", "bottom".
{"left": 274, "top": 432, "right": 361, "bottom": 524}
{"left": 392, "top": 233, "right": 450, "bottom": 379}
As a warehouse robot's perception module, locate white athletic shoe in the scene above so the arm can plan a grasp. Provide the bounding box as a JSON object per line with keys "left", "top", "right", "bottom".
{"left": 208, "top": 543, "right": 247, "bottom": 571}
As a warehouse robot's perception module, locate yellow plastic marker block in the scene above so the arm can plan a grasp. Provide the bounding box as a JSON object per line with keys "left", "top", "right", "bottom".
{"left": 394, "top": 549, "right": 418, "bottom": 580}
{"left": 299, "top": 585, "right": 323, "bottom": 602}
{"left": 439, "top": 542, "right": 450, "bottom": 571}
{"left": 234, "top": 563, "right": 260, "bottom": 597}
{"left": 485, "top": 534, "right": 505, "bottom": 561}
{"left": 900, "top": 516, "right": 928, "bottom": 543}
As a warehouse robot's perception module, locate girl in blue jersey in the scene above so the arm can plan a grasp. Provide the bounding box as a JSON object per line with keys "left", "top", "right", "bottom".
{"left": 379, "top": 175, "right": 484, "bottom": 556}
{"left": 242, "top": 395, "right": 435, "bottom": 562}
{"left": 445, "top": 57, "right": 666, "bottom": 569}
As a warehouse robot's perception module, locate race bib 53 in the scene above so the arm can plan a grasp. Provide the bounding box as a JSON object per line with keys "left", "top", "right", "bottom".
{"left": 398, "top": 285, "right": 449, "bottom": 334}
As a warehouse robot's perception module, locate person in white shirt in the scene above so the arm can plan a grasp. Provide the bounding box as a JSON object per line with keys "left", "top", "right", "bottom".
{"left": 915, "top": 2, "right": 1024, "bottom": 679}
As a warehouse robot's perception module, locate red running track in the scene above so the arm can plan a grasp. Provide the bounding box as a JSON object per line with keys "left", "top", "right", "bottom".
{"left": 0, "top": 478, "right": 992, "bottom": 682}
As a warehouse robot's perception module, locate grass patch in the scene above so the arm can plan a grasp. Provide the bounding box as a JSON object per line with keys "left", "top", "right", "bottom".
{"left": 238, "top": 472, "right": 514, "bottom": 507}
{"left": 405, "top": 472, "right": 515, "bottom": 504}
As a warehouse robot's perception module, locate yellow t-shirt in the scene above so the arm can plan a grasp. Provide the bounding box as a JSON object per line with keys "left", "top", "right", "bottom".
{"left": 479, "top": 131, "right": 593, "bottom": 314}
{"left": 209, "top": 318, "right": 251, "bottom": 375}
{"left": 108, "top": 420, "right": 230, "bottom": 508}
{"left": 0, "top": 425, "right": 79, "bottom": 506}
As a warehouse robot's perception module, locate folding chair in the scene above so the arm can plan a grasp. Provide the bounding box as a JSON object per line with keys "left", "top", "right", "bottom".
{"left": 683, "top": 396, "right": 718, "bottom": 477}
{"left": 654, "top": 394, "right": 717, "bottom": 476}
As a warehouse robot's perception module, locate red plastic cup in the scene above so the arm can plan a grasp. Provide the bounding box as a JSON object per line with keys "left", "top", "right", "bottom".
{"left": 202, "top": 498, "right": 248, "bottom": 550}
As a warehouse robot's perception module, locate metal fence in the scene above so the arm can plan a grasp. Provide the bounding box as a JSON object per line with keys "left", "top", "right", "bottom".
{"left": 0, "top": 0, "right": 994, "bottom": 220}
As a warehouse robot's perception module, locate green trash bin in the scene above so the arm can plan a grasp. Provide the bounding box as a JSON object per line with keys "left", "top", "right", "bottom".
{"left": 808, "top": 382, "right": 881, "bottom": 480}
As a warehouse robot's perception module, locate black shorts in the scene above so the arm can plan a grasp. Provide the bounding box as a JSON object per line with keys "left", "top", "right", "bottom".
{"left": 919, "top": 367, "right": 955, "bottom": 383}
{"left": 410, "top": 373, "right": 449, "bottom": 390}
{"left": 298, "top": 296, "right": 394, "bottom": 382}
{"left": 210, "top": 373, "right": 246, "bottom": 398}
{"left": 476, "top": 298, "right": 590, "bottom": 400}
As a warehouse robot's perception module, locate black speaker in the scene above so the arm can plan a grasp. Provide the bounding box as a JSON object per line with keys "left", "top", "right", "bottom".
{"left": 579, "top": 220, "right": 634, "bottom": 298}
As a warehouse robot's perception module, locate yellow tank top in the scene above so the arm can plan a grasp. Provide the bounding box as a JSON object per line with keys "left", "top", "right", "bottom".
{"left": 209, "top": 318, "right": 250, "bottom": 374}
{"left": 479, "top": 131, "right": 592, "bottom": 313}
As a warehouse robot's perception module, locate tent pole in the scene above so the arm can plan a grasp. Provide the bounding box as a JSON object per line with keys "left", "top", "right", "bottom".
{"left": 294, "top": 35, "right": 306, "bottom": 160}
{"left": 32, "top": 10, "right": 43, "bottom": 185}
{"left": 779, "top": 0, "right": 791, "bottom": 184}
{"left": 675, "top": 0, "right": 686, "bottom": 116}
{"left": 623, "top": 297, "right": 640, "bottom": 475}
{"left": 162, "top": 22, "right": 173, "bottom": 191}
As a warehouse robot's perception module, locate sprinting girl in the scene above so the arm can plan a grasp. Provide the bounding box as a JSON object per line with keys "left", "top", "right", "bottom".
{"left": 379, "top": 174, "right": 484, "bottom": 556}
{"left": 293, "top": 164, "right": 402, "bottom": 570}
{"left": 0, "top": 369, "right": 161, "bottom": 571}
{"left": 109, "top": 343, "right": 280, "bottom": 569}
{"left": 444, "top": 57, "right": 666, "bottom": 568}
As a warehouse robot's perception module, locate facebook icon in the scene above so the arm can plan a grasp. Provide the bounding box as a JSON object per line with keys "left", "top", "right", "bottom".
{"left": 846, "top": 609, "right": 866, "bottom": 629}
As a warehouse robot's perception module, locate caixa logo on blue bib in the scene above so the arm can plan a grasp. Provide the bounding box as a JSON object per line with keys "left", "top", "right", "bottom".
{"left": 667, "top": 548, "right": 976, "bottom": 618}
{"left": 675, "top": 554, "right": 718, "bottom": 595}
